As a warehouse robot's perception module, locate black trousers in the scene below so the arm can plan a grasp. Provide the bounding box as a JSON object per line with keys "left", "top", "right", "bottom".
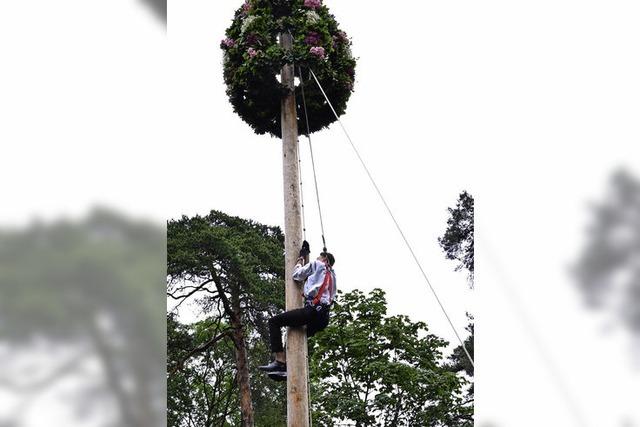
{"left": 268, "top": 304, "right": 330, "bottom": 353}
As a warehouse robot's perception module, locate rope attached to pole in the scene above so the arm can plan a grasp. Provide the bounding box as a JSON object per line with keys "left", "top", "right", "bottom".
{"left": 308, "top": 68, "right": 475, "bottom": 369}
{"left": 291, "top": 60, "right": 307, "bottom": 242}
{"left": 297, "top": 132, "right": 307, "bottom": 242}
{"left": 299, "top": 66, "right": 328, "bottom": 253}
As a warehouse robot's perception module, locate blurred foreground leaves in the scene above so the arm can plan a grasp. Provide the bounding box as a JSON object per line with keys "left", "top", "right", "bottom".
{"left": 0, "top": 208, "right": 166, "bottom": 427}
{"left": 574, "top": 169, "right": 640, "bottom": 345}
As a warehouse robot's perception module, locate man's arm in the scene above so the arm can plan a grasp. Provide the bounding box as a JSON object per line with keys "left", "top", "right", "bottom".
{"left": 292, "top": 258, "right": 314, "bottom": 282}
{"left": 330, "top": 273, "right": 337, "bottom": 303}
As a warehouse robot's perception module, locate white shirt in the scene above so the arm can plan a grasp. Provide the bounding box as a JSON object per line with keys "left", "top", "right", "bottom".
{"left": 292, "top": 259, "right": 337, "bottom": 305}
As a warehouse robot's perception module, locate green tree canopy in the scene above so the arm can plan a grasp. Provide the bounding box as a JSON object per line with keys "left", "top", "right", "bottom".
{"left": 167, "top": 210, "right": 285, "bottom": 328}
{"left": 439, "top": 191, "right": 474, "bottom": 287}
{"left": 167, "top": 312, "right": 288, "bottom": 427}
{"left": 167, "top": 211, "right": 474, "bottom": 426}
{"left": 438, "top": 192, "right": 475, "bottom": 401}
{"left": 167, "top": 210, "right": 287, "bottom": 426}
{"left": 309, "top": 289, "right": 473, "bottom": 427}
{"left": 167, "top": 313, "right": 239, "bottom": 427}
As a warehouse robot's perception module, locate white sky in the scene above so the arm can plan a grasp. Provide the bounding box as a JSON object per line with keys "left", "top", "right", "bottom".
{"left": 1, "top": 0, "right": 639, "bottom": 426}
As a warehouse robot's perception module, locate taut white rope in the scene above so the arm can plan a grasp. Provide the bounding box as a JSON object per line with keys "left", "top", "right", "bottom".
{"left": 309, "top": 68, "right": 474, "bottom": 368}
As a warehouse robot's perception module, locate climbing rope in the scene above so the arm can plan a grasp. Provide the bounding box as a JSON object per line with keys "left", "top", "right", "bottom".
{"left": 296, "top": 130, "right": 307, "bottom": 242}
{"left": 308, "top": 68, "right": 475, "bottom": 369}
{"left": 288, "top": 30, "right": 327, "bottom": 252}
{"left": 299, "top": 66, "right": 328, "bottom": 253}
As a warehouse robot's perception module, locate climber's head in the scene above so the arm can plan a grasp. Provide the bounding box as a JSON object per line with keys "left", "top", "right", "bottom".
{"left": 319, "top": 252, "right": 335, "bottom": 267}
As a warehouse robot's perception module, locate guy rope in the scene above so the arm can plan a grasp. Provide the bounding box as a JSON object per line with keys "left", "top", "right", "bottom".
{"left": 294, "top": 67, "right": 475, "bottom": 370}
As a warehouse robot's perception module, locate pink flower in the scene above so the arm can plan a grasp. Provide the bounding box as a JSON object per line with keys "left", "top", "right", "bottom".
{"left": 335, "top": 31, "right": 348, "bottom": 43}
{"left": 304, "top": 0, "right": 322, "bottom": 9}
{"left": 332, "top": 31, "right": 348, "bottom": 48}
{"left": 309, "top": 46, "right": 325, "bottom": 59}
{"left": 242, "top": 1, "right": 251, "bottom": 13}
{"left": 304, "top": 31, "right": 321, "bottom": 46}
{"left": 221, "top": 37, "right": 236, "bottom": 49}
{"left": 245, "top": 33, "right": 259, "bottom": 46}
{"left": 247, "top": 47, "right": 258, "bottom": 58}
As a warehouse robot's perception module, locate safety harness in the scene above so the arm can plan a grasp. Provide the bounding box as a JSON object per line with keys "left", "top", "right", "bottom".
{"left": 311, "top": 261, "right": 333, "bottom": 306}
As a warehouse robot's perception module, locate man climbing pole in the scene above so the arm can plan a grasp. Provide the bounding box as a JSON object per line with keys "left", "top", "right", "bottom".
{"left": 259, "top": 240, "right": 336, "bottom": 381}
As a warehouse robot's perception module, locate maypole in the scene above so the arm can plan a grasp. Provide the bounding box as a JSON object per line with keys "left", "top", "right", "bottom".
{"left": 220, "top": 1, "right": 357, "bottom": 424}
{"left": 279, "top": 30, "right": 309, "bottom": 426}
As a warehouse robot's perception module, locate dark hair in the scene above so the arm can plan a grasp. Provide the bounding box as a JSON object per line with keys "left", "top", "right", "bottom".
{"left": 320, "top": 252, "right": 335, "bottom": 267}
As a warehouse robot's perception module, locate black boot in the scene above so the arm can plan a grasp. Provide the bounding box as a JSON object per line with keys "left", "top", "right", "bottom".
{"left": 258, "top": 360, "right": 286, "bottom": 372}
{"left": 267, "top": 371, "right": 287, "bottom": 382}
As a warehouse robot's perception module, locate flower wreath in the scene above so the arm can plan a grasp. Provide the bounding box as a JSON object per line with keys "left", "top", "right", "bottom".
{"left": 221, "top": 0, "right": 357, "bottom": 138}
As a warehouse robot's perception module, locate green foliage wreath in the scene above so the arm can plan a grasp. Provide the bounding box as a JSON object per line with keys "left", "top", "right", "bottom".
{"left": 221, "top": 0, "right": 357, "bottom": 137}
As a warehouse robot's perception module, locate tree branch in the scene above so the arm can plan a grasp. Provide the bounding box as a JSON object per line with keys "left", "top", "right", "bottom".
{"left": 169, "top": 329, "right": 231, "bottom": 376}
{"left": 167, "top": 278, "right": 215, "bottom": 301}
{"left": 0, "top": 348, "right": 91, "bottom": 392}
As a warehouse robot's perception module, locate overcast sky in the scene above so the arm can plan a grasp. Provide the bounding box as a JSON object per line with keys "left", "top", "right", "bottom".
{"left": 2, "top": 0, "right": 639, "bottom": 426}
{"left": 168, "top": 3, "right": 640, "bottom": 425}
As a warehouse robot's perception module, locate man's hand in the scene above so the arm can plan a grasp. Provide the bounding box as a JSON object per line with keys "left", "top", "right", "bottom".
{"left": 299, "top": 240, "right": 310, "bottom": 259}
{"left": 293, "top": 256, "right": 306, "bottom": 285}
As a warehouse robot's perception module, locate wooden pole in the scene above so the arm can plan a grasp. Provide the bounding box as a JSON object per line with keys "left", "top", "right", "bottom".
{"left": 280, "top": 32, "right": 310, "bottom": 427}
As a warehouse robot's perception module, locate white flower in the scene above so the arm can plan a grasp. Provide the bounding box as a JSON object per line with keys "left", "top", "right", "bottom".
{"left": 241, "top": 15, "right": 257, "bottom": 33}
{"left": 345, "top": 45, "right": 352, "bottom": 58}
{"left": 306, "top": 10, "right": 320, "bottom": 24}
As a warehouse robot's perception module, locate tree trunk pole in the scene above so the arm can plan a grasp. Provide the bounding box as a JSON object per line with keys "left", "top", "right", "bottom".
{"left": 231, "top": 285, "right": 255, "bottom": 427}
{"left": 280, "top": 31, "right": 310, "bottom": 427}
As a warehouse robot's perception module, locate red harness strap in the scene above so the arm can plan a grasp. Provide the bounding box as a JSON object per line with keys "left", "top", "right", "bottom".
{"left": 312, "top": 262, "right": 333, "bottom": 306}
